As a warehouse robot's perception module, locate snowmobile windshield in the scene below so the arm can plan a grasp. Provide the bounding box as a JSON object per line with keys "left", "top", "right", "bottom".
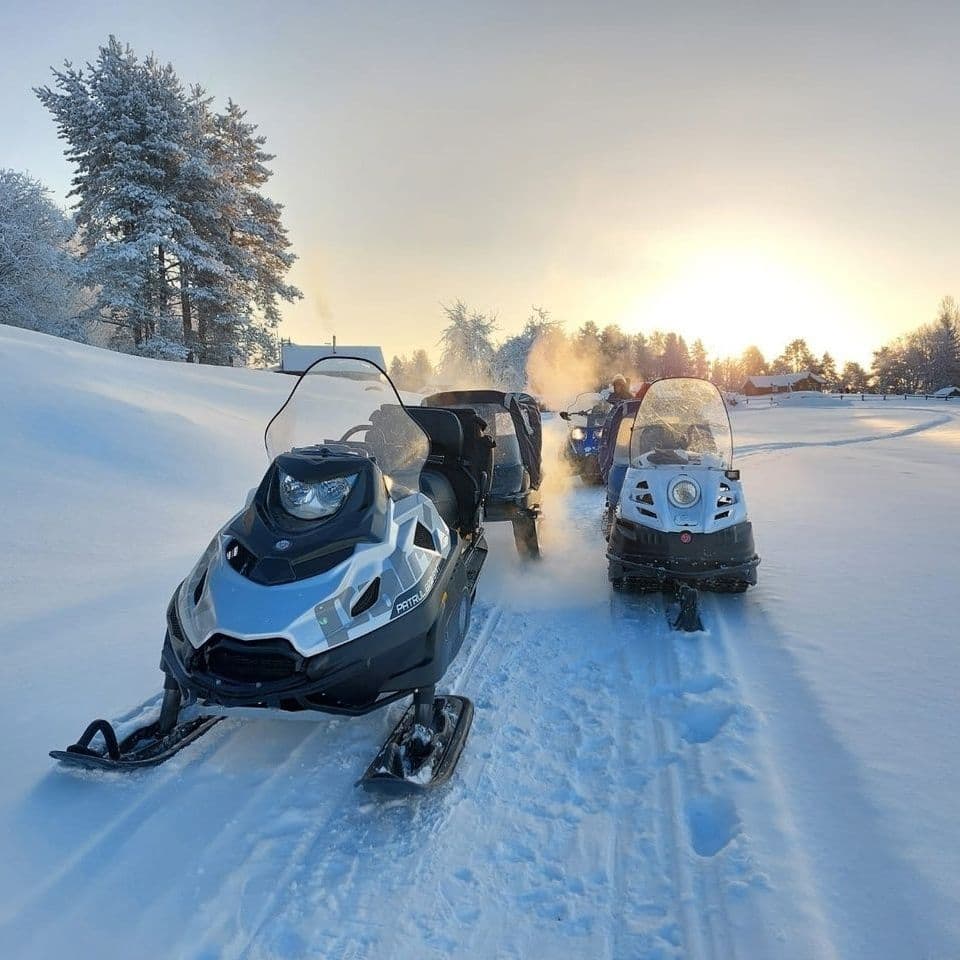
{"left": 629, "top": 378, "right": 733, "bottom": 469}
{"left": 264, "top": 357, "right": 429, "bottom": 497}
{"left": 565, "top": 392, "right": 610, "bottom": 428}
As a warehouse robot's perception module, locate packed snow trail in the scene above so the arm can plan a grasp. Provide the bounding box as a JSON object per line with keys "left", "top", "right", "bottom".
{"left": 3, "top": 327, "right": 960, "bottom": 958}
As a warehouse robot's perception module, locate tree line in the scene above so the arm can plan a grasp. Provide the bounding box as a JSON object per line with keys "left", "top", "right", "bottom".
{"left": 0, "top": 36, "right": 299, "bottom": 364}
{"left": 391, "top": 298, "right": 960, "bottom": 397}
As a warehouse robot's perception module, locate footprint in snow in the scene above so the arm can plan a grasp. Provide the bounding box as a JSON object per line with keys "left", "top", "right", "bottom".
{"left": 686, "top": 793, "right": 741, "bottom": 857}
{"left": 677, "top": 702, "right": 736, "bottom": 744}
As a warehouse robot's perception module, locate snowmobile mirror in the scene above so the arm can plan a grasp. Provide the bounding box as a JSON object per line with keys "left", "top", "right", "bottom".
{"left": 559, "top": 411, "right": 571, "bottom": 421}
{"left": 725, "top": 469, "right": 740, "bottom": 481}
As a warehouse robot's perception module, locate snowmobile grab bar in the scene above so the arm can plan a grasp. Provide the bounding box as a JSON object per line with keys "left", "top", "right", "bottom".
{"left": 66, "top": 719, "right": 122, "bottom": 760}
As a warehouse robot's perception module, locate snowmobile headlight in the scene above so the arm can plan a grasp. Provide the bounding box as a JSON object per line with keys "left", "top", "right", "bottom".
{"left": 668, "top": 477, "right": 700, "bottom": 508}
{"left": 279, "top": 472, "right": 357, "bottom": 520}
{"left": 571, "top": 427, "right": 586, "bottom": 440}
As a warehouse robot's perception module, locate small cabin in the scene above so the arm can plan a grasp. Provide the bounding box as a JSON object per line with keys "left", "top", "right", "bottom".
{"left": 742, "top": 371, "right": 827, "bottom": 396}
{"left": 279, "top": 342, "right": 386, "bottom": 379}
{"left": 932, "top": 385, "right": 960, "bottom": 399}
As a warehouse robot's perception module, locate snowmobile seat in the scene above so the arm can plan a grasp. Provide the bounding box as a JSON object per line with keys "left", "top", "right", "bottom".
{"left": 407, "top": 406, "right": 492, "bottom": 533}
{"left": 637, "top": 423, "right": 681, "bottom": 455}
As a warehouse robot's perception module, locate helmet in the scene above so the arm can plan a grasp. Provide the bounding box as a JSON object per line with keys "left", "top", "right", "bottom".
{"left": 612, "top": 375, "right": 627, "bottom": 387}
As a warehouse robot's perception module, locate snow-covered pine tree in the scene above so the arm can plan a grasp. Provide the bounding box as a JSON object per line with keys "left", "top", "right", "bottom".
{"left": 37, "top": 37, "right": 300, "bottom": 365}
{"left": 689, "top": 338, "right": 709, "bottom": 379}
{"left": 438, "top": 301, "right": 496, "bottom": 384}
{"left": 37, "top": 38, "right": 193, "bottom": 357}
{"left": 0, "top": 169, "right": 81, "bottom": 338}
{"left": 926, "top": 297, "right": 960, "bottom": 390}
{"left": 740, "top": 345, "right": 767, "bottom": 378}
{"left": 203, "top": 100, "right": 300, "bottom": 365}
{"left": 818, "top": 352, "right": 838, "bottom": 389}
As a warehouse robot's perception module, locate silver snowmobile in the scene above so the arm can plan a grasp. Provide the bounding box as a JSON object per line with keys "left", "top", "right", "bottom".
{"left": 51, "top": 357, "right": 495, "bottom": 792}
{"left": 606, "top": 377, "right": 759, "bottom": 630}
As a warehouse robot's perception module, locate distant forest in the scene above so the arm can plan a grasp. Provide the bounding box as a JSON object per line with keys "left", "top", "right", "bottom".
{"left": 390, "top": 298, "right": 960, "bottom": 398}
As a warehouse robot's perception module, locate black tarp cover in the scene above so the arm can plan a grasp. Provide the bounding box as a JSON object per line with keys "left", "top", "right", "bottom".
{"left": 423, "top": 390, "right": 543, "bottom": 490}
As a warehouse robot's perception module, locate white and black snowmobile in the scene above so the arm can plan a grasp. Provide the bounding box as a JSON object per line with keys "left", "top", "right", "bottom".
{"left": 51, "top": 357, "right": 497, "bottom": 793}
{"left": 606, "top": 377, "right": 759, "bottom": 630}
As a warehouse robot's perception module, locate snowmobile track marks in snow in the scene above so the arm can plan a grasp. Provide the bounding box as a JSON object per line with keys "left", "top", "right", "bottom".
{"left": 179, "top": 604, "right": 509, "bottom": 960}
{"left": 736, "top": 410, "right": 953, "bottom": 459}
{"left": 612, "top": 587, "right": 739, "bottom": 959}
{"left": 0, "top": 709, "right": 240, "bottom": 941}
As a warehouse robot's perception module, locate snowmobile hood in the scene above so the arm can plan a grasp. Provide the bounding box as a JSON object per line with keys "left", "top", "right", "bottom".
{"left": 174, "top": 492, "right": 452, "bottom": 658}
{"left": 617, "top": 464, "right": 749, "bottom": 535}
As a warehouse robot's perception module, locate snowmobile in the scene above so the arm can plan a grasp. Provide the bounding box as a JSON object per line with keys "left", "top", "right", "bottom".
{"left": 558, "top": 392, "right": 610, "bottom": 485}
{"left": 606, "top": 377, "right": 759, "bottom": 630}
{"left": 51, "top": 357, "right": 496, "bottom": 793}
{"left": 422, "top": 390, "right": 543, "bottom": 559}
{"left": 598, "top": 397, "right": 643, "bottom": 540}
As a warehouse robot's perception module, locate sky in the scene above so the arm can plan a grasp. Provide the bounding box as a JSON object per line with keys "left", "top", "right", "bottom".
{"left": 3, "top": 0, "right": 959, "bottom": 367}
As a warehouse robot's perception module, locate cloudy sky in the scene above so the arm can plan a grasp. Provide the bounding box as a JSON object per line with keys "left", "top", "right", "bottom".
{"left": 3, "top": 0, "right": 958, "bottom": 365}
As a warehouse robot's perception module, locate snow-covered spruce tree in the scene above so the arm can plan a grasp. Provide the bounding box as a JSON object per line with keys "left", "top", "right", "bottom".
{"left": 438, "top": 301, "right": 496, "bottom": 384}
{"left": 0, "top": 169, "right": 82, "bottom": 338}
{"left": 37, "top": 38, "right": 192, "bottom": 357}
{"left": 926, "top": 297, "right": 960, "bottom": 390}
{"left": 36, "top": 37, "right": 299, "bottom": 364}
{"left": 689, "top": 338, "right": 709, "bottom": 379}
{"left": 201, "top": 100, "right": 300, "bottom": 365}
{"left": 490, "top": 307, "right": 563, "bottom": 390}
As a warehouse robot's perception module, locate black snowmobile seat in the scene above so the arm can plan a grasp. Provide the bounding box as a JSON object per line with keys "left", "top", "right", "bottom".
{"left": 637, "top": 423, "right": 681, "bottom": 455}
{"left": 406, "top": 406, "right": 492, "bottom": 533}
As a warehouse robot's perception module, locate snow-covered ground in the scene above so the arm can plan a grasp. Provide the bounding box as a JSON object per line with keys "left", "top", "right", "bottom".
{"left": 1, "top": 324, "right": 958, "bottom": 959}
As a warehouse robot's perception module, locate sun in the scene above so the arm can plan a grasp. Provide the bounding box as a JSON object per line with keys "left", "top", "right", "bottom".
{"left": 622, "top": 246, "right": 857, "bottom": 361}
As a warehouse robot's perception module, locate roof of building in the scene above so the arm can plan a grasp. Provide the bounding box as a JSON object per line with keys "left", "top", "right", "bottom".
{"left": 743, "top": 371, "right": 827, "bottom": 388}
{"left": 932, "top": 385, "right": 960, "bottom": 397}
{"left": 279, "top": 343, "right": 385, "bottom": 375}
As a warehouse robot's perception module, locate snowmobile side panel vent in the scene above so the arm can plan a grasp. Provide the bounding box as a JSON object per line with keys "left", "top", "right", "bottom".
{"left": 193, "top": 571, "right": 207, "bottom": 606}
{"left": 202, "top": 634, "right": 303, "bottom": 683}
{"left": 225, "top": 539, "right": 257, "bottom": 578}
{"left": 351, "top": 578, "right": 381, "bottom": 617}
{"left": 636, "top": 480, "right": 650, "bottom": 489}
{"left": 715, "top": 510, "right": 730, "bottom": 520}
{"left": 635, "top": 493, "right": 654, "bottom": 505}
{"left": 414, "top": 522, "right": 437, "bottom": 551}
{"left": 640, "top": 508, "right": 658, "bottom": 519}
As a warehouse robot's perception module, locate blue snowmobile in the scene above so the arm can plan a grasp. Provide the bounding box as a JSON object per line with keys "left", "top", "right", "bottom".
{"left": 559, "top": 392, "right": 610, "bottom": 485}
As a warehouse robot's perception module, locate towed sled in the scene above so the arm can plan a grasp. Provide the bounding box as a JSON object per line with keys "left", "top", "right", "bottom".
{"left": 605, "top": 377, "right": 759, "bottom": 630}
{"left": 52, "top": 356, "right": 501, "bottom": 793}
{"left": 423, "top": 390, "right": 543, "bottom": 559}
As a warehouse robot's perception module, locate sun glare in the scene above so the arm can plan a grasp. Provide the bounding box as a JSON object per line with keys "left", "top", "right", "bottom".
{"left": 623, "top": 248, "right": 858, "bottom": 361}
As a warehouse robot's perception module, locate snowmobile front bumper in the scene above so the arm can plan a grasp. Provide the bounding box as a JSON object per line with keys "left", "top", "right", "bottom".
{"left": 607, "top": 518, "right": 759, "bottom": 586}
{"left": 161, "top": 538, "right": 485, "bottom": 716}
{"left": 563, "top": 443, "right": 602, "bottom": 484}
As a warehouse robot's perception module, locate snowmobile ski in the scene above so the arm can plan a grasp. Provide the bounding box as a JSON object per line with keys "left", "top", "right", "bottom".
{"left": 50, "top": 715, "right": 222, "bottom": 771}
{"left": 359, "top": 694, "right": 474, "bottom": 794}
{"left": 671, "top": 583, "right": 704, "bottom": 632}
